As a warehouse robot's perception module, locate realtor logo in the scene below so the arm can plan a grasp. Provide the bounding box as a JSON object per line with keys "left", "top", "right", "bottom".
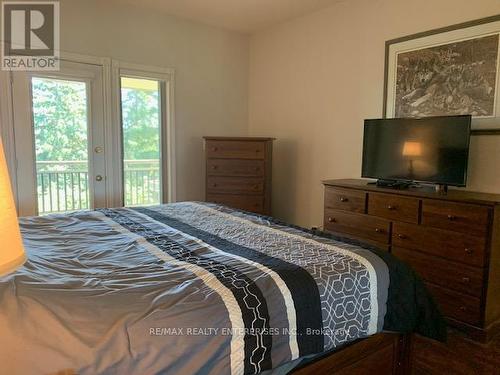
{"left": 2, "top": 1, "right": 60, "bottom": 70}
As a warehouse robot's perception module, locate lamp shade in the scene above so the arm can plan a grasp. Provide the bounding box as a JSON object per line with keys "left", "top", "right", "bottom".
{"left": 402, "top": 141, "right": 422, "bottom": 157}
{"left": 0, "top": 139, "right": 26, "bottom": 276}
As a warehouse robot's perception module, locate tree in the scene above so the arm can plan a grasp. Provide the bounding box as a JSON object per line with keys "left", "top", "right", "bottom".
{"left": 121, "top": 87, "right": 160, "bottom": 160}
{"left": 32, "top": 77, "right": 88, "bottom": 164}
{"left": 32, "top": 78, "right": 161, "bottom": 164}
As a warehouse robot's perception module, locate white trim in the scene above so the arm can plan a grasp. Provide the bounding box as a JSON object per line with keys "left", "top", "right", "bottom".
{"left": 93, "top": 210, "right": 245, "bottom": 375}
{"left": 10, "top": 71, "right": 36, "bottom": 215}
{"left": 111, "top": 60, "right": 175, "bottom": 77}
{"left": 60, "top": 51, "right": 111, "bottom": 67}
{"left": 101, "top": 59, "right": 114, "bottom": 208}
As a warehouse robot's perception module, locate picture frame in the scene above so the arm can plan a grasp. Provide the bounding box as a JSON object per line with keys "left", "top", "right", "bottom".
{"left": 383, "top": 15, "right": 500, "bottom": 135}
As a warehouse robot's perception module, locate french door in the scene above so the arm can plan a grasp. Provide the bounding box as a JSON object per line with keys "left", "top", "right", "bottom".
{"left": 5, "top": 57, "right": 175, "bottom": 216}
{"left": 11, "top": 60, "right": 106, "bottom": 216}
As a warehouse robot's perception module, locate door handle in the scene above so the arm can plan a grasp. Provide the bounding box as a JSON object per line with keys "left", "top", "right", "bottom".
{"left": 96, "top": 175, "right": 103, "bottom": 182}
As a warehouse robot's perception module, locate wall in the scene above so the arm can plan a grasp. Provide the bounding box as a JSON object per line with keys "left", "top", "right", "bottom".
{"left": 249, "top": 0, "right": 500, "bottom": 228}
{"left": 59, "top": 0, "right": 249, "bottom": 202}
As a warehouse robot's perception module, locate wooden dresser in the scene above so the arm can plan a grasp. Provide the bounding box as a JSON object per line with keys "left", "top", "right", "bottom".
{"left": 322, "top": 179, "right": 500, "bottom": 342}
{"left": 203, "top": 137, "right": 274, "bottom": 215}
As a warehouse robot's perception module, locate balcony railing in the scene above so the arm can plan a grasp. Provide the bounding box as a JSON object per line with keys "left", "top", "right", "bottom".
{"left": 36, "top": 160, "right": 160, "bottom": 214}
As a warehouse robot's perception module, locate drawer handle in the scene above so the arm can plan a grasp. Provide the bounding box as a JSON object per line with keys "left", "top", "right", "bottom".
{"left": 459, "top": 306, "right": 467, "bottom": 312}
{"left": 212, "top": 165, "right": 218, "bottom": 170}
{"left": 212, "top": 183, "right": 217, "bottom": 187}
{"left": 387, "top": 205, "right": 397, "bottom": 210}
{"left": 397, "top": 234, "right": 406, "bottom": 239}
{"left": 464, "top": 248, "right": 473, "bottom": 254}
{"left": 462, "top": 277, "right": 471, "bottom": 284}
{"left": 447, "top": 215, "right": 457, "bottom": 221}
{"left": 340, "top": 197, "right": 349, "bottom": 202}
{"left": 375, "top": 228, "right": 384, "bottom": 233}
{"left": 328, "top": 217, "right": 336, "bottom": 223}
{"left": 253, "top": 184, "right": 260, "bottom": 189}
{"left": 211, "top": 147, "right": 218, "bottom": 152}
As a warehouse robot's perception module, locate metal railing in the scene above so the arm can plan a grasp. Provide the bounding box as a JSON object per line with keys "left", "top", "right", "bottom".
{"left": 36, "top": 160, "right": 160, "bottom": 214}
{"left": 123, "top": 160, "right": 160, "bottom": 207}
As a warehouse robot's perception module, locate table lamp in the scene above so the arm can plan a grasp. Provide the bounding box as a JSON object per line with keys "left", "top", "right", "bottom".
{"left": 0, "top": 139, "right": 26, "bottom": 276}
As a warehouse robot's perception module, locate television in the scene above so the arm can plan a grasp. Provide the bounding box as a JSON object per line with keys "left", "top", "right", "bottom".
{"left": 362, "top": 115, "right": 471, "bottom": 187}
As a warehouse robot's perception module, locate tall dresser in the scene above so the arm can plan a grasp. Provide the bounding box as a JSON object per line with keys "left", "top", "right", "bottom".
{"left": 322, "top": 179, "right": 500, "bottom": 342}
{"left": 203, "top": 137, "right": 274, "bottom": 215}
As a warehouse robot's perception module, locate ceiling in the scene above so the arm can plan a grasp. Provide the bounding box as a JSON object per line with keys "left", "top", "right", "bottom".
{"left": 118, "top": 0, "right": 343, "bottom": 34}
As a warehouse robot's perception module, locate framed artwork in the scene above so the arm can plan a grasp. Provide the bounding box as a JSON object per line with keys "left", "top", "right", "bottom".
{"left": 384, "top": 15, "right": 500, "bottom": 134}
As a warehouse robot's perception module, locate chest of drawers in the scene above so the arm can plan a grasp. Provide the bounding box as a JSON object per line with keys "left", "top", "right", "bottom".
{"left": 322, "top": 179, "right": 500, "bottom": 342}
{"left": 204, "top": 137, "right": 274, "bottom": 215}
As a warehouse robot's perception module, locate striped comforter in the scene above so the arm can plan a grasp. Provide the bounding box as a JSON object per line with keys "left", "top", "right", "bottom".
{"left": 0, "top": 202, "right": 441, "bottom": 375}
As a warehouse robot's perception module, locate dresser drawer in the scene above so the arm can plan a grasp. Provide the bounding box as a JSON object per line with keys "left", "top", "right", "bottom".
{"left": 422, "top": 200, "right": 490, "bottom": 237}
{"left": 207, "top": 159, "right": 265, "bottom": 177}
{"left": 206, "top": 140, "right": 265, "bottom": 160}
{"left": 426, "top": 283, "right": 482, "bottom": 326}
{"left": 368, "top": 193, "right": 419, "bottom": 223}
{"left": 207, "top": 177, "right": 264, "bottom": 194}
{"left": 206, "top": 194, "right": 264, "bottom": 213}
{"left": 324, "top": 187, "right": 366, "bottom": 213}
{"left": 324, "top": 209, "right": 391, "bottom": 244}
{"left": 392, "top": 247, "right": 484, "bottom": 297}
{"left": 392, "top": 222, "right": 486, "bottom": 267}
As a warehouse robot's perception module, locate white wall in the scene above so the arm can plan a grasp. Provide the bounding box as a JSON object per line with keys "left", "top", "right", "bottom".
{"left": 59, "top": 0, "right": 249, "bottom": 202}
{"left": 249, "top": 0, "right": 500, "bottom": 228}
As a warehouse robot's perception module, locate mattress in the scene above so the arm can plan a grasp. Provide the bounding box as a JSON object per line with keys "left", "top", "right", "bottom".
{"left": 0, "top": 202, "right": 445, "bottom": 374}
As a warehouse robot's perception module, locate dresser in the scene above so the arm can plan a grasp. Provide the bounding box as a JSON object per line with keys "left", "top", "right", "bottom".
{"left": 322, "top": 179, "right": 500, "bottom": 342}
{"left": 203, "top": 137, "right": 274, "bottom": 215}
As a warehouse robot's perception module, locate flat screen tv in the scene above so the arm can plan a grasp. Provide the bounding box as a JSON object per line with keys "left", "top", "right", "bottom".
{"left": 362, "top": 115, "right": 472, "bottom": 187}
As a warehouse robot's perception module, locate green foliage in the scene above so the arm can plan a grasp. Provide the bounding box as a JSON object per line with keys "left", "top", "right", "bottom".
{"left": 121, "top": 87, "right": 160, "bottom": 160}
{"left": 32, "top": 77, "right": 88, "bottom": 162}
{"left": 32, "top": 78, "right": 162, "bottom": 212}
{"left": 32, "top": 77, "right": 161, "bottom": 163}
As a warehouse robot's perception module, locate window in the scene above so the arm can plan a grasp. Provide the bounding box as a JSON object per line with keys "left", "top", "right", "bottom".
{"left": 32, "top": 77, "right": 90, "bottom": 213}
{"left": 120, "top": 77, "right": 162, "bottom": 206}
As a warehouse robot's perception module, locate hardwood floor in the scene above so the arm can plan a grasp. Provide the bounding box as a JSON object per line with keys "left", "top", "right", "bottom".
{"left": 412, "top": 329, "right": 500, "bottom": 374}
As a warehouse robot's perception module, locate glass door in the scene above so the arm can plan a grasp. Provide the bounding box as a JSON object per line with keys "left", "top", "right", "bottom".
{"left": 31, "top": 77, "right": 90, "bottom": 214}
{"left": 120, "top": 76, "right": 162, "bottom": 206}
{"left": 11, "top": 60, "right": 106, "bottom": 216}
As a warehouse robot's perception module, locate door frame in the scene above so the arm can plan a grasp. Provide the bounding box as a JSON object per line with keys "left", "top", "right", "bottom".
{"left": 10, "top": 55, "right": 110, "bottom": 216}
{"left": 0, "top": 52, "right": 176, "bottom": 215}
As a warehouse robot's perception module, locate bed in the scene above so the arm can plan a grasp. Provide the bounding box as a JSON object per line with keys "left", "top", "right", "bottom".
{"left": 0, "top": 202, "right": 445, "bottom": 374}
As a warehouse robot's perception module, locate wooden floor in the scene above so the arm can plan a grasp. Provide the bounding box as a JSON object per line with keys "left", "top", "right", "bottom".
{"left": 412, "top": 329, "right": 500, "bottom": 374}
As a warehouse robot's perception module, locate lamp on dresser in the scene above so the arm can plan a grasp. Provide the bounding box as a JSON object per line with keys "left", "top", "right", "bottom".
{"left": 203, "top": 137, "right": 274, "bottom": 215}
